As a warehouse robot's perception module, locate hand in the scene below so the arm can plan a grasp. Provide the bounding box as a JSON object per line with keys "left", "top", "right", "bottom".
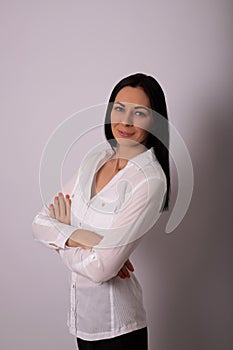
{"left": 49, "top": 192, "right": 71, "bottom": 225}
{"left": 117, "top": 259, "right": 134, "bottom": 279}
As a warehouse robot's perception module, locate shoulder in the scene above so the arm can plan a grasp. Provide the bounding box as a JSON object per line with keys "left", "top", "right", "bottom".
{"left": 128, "top": 148, "right": 167, "bottom": 192}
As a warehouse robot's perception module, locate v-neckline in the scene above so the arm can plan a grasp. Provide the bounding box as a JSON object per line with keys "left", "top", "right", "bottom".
{"left": 85, "top": 146, "right": 153, "bottom": 202}
{"left": 89, "top": 160, "right": 128, "bottom": 201}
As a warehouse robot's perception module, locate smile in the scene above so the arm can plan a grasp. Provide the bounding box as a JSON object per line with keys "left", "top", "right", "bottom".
{"left": 117, "top": 129, "right": 135, "bottom": 137}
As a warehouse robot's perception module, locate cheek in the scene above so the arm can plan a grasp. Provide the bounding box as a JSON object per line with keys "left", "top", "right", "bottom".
{"left": 110, "top": 117, "right": 118, "bottom": 136}
{"left": 138, "top": 129, "right": 149, "bottom": 140}
{"left": 110, "top": 110, "right": 121, "bottom": 124}
{"left": 135, "top": 119, "right": 153, "bottom": 133}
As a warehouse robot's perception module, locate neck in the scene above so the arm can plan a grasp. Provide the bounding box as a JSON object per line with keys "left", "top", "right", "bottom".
{"left": 111, "top": 142, "right": 147, "bottom": 170}
{"left": 114, "top": 143, "right": 147, "bottom": 160}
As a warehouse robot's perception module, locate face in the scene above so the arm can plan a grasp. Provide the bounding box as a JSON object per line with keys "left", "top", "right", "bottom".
{"left": 110, "top": 86, "right": 153, "bottom": 146}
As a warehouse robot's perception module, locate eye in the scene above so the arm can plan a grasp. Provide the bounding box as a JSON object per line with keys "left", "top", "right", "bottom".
{"left": 135, "top": 111, "right": 146, "bottom": 117}
{"left": 114, "top": 106, "right": 124, "bottom": 112}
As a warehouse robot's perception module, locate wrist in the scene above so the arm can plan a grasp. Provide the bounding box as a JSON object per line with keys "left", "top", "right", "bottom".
{"left": 66, "top": 237, "right": 90, "bottom": 249}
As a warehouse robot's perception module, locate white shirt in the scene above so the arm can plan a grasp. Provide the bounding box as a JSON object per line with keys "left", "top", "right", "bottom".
{"left": 32, "top": 142, "right": 167, "bottom": 341}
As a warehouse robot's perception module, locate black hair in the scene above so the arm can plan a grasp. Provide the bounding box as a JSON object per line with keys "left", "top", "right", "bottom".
{"left": 104, "top": 73, "right": 170, "bottom": 211}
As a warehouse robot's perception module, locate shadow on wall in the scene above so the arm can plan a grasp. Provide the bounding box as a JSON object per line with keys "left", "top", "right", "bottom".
{"left": 134, "top": 95, "right": 233, "bottom": 350}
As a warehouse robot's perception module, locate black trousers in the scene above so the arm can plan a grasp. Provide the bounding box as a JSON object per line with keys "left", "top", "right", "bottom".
{"left": 77, "top": 327, "right": 148, "bottom": 350}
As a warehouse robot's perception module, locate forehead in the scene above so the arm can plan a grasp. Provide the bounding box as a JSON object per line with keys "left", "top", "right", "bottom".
{"left": 114, "top": 86, "right": 151, "bottom": 108}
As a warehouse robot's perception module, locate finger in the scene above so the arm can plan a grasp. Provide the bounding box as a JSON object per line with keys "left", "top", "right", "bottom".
{"left": 65, "top": 194, "right": 70, "bottom": 200}
{"left": 49, "top": 204, "right": 56, "bottom": 218}
{"left": 65, "top": 194, "right": 71, "bottom": 218}
{"left": 125, "top": 259, "right": 134, "bottom": 272}
{"left": 58, "top": 192, "right": 66, "bottom": 218}
{"left": 118, "top": 270, "right": 126, "bottom": 279}
{"left": 54, "top": 196, "right": 60, "bottom": 218}
{"left": 121, "top": 265, "right": 130, "bottom": 278}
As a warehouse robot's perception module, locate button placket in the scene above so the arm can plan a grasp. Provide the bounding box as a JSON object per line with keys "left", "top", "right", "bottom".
{"left": 70, "top": 281, "right": 76, "bottom": 330}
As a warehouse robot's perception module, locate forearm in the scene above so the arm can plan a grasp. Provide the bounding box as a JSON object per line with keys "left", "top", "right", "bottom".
{"left": 32, "top": 169, "right": 80, "bottom": 250}
{"left": 58, "top": 176, "right": 166, "bottom": 283}
{"left": 32, "top": 208, "right": 103, "bottom": 250}
{"left": 58, "top": 238, "right": 140, "bottom": 284}
{"left": 67, "top": 229, "right": 103, "bottom": 248}
{"left": 32, "top": 212, "right": 77, "bottom": 250}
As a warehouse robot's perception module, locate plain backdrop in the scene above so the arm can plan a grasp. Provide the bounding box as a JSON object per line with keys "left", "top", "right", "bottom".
{"left": 1, "top": 1, "right": 232, "bottom": 349}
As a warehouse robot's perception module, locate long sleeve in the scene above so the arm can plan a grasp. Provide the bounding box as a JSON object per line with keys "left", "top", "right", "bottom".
{"left": 58, "top": 174, "right": 167, "bottom": 284}
{"left": 32, "top": 146, "right": 113, "bottom": 251}
{"left": 32, "top": 150, "right": 105, "bottom": 250}
{"left": 32, "top": 209, "right": 103, "bottom": 250}
{"left": 32, "top": 208, "right": 79, "bottom": 250}
{"left": 32, "top": 171, "right": 80, "bottom": 250}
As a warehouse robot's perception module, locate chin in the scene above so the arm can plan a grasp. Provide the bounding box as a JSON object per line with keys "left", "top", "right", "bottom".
{"left": 115, "top": 137, "right": 141, "bottom": 147}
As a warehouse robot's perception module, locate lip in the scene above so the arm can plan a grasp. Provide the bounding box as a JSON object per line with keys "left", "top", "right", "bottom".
{"left": 117, "top": 129, "right": 135, "bottom": 137}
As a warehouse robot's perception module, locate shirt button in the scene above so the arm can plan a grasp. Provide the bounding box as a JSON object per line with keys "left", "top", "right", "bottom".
{"left": 101, "top": 202, "right": 105, "bottom": 207}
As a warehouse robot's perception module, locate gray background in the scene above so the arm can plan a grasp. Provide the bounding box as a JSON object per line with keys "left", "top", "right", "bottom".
{"left": 1, "top": 1, "right": 232, "bottom": 349}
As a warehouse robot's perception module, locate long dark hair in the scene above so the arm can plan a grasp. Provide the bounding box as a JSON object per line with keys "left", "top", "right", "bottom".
{"left": 104, "top": 73, "right": 170, "bottom": 211}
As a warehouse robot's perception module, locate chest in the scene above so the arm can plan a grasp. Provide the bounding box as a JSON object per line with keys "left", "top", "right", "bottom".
{"left": 91, "top": 162, "right": 120, "bottom": 199}
{"left": 71, "top": 166, "right": 135, "bottom": 231}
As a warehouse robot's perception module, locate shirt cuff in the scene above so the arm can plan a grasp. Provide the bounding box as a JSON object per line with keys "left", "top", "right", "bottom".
{"left": 53, "top": 223, "right": 78, "bottom": 249}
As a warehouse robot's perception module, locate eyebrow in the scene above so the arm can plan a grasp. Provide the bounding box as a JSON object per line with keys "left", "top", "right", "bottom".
{"left": 134, "top": 106, "right": 150, "bottom": 112}
{"left": 114, "top": 101, "right": 125, "bottom": 107}
{"left": 114, "top": 101, "right": 151, "bottom": 112}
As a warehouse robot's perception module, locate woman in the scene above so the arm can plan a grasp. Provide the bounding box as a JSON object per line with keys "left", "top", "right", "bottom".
{"left": 32, "top": 73, "right": 170, "bottom": 349}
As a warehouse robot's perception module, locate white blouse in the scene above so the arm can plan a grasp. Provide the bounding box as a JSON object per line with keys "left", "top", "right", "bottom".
{"left": 32, "top": 142, "right": 167, "bottom": 341}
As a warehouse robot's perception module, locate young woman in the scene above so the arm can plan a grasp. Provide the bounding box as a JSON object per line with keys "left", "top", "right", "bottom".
{"left": 32, "top": 73, "right": 170, "bottom": 350}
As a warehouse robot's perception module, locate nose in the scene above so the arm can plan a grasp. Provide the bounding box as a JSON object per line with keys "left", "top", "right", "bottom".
{"left": 121, "top": 110, "right": 133, "bottom": 126}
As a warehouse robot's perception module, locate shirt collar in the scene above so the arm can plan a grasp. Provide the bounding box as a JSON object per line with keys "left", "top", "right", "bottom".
{"left": 104, "top": 144, "right": 156, "bottom": 170}
{"left": 79, "top": 143, "right": 157, "bottom": 202}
